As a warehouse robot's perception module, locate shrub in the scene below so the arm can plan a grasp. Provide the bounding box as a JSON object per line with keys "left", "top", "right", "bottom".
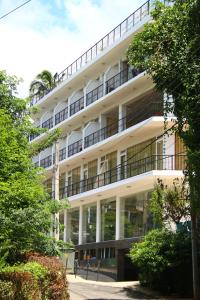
{"left": 129, "top": 228, "right": 194, "bottom": 297}
{"left": 0, "top": 254, "right": 70, "bottom": 300}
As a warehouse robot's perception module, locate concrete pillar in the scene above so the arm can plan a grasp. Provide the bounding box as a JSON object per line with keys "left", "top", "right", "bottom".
{"left": 64, "top": 210, "right": 67, "bottom": 242}
{"left": 96, "top": 199, "right": 101, "bottom": 242}
{"left": 53, "top": 141, "right": 60, "bottom": 241}
{"left": 118, "top": 104, "right": 127, "bottom": 132}
{"left": 116, "top": 196, "right": 121, "bottom": 240}
{"left": 79, "top": 205, "right": 83, "bottom": 245}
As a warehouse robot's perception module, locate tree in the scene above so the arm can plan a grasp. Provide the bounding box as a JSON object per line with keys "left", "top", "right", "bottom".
{"left": 150, "top": 178, "right": 190, "bottom": 227}
{"left": 0, "top": 70, "right": 67, "bottom": 264}
{"left": 29, "top": 70, "right": 58, "bottom": 98}
{"left": 127, "top": 1, "right": 200, "bottom": 298}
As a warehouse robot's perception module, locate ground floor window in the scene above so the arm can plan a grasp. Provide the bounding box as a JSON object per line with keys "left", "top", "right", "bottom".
{"left": 68, "top": 208, "right": 79, "bottom": 245}
{"left": 82, "top": 203, "right": 96, "bottom": 244}
{"left": 120, "top": 191, "right": 151, "bottom": 239}
{"left": 101, "top": 198, "right": 116, "bottom": 241}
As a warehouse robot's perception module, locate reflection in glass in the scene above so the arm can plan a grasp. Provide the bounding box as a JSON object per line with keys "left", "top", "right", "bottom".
{"left": 120, "top": 191, "right": 151, "bottom": 239}
{"left": 68, "top": 208, "right": 79, "bottom": 245}
{"left": 82, "top": 204, "right": 96, "bottom": 244}
{"left": 101, "top": 198, "right": 116, "bottom": 241}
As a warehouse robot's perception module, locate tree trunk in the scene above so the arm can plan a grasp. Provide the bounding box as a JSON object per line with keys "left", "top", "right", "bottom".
{"left": 191, "top": 211, "right": 200, "bottom": 300}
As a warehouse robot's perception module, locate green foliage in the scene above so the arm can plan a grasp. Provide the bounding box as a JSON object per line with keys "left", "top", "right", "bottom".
{"left": 150, "top": 178, "right": 190, "bottom": 226}
{"left": 2, "top": 262, "right": 48, "bottom": 280}
{"left": 0, "top": 70, "right": 67, "bottom": 264}
{"left": 129, "top": 228, "right": 193, "bottom": 296}
{"left": 29, "top": 70, "right": 58, "bottom": 98}
{"left": 0, "top": 255, "right": 70, "bottom": 299}
{"left": 127, "top": 0, "right": 200, "bottom": 213}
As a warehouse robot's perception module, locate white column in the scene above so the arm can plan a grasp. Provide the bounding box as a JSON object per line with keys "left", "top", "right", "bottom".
{"left": 116, "top": 196, "right": 121, "bottom": 240}
{"left": 118, "top": 104, "right": 126, "bottom": 132}
{"left": 64, "top": 210, "right": 67, "bottom": 242}
{"left": 78, "top": 205, "right": 83, "bottom": 245}
{"left": 96, "top": 199, "right": 101, "bottom": 242}
{"left": 54, "top": 141, "right": 60, "bottom": 241}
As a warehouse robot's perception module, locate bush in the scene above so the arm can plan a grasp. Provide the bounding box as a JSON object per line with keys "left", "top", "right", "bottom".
{"left": 0, "top": 254, "right": 69, "bottom": 300}
{"left": 129, "top": 228, "right": 194, "bottom": 297}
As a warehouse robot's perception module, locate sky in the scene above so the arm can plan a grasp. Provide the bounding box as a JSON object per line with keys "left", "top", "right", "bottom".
{"left": 0, "top": 0, "right": 144, "bottom": 98}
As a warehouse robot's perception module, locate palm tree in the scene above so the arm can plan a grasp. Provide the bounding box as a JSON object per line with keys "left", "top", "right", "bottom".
{"left": 29, "top": 70, "right": 58, "bottom": 99}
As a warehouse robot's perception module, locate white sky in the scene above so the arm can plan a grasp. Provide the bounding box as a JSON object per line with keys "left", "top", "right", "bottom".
{"left": 0, "top": 0, "right": 143, "bottom": 98}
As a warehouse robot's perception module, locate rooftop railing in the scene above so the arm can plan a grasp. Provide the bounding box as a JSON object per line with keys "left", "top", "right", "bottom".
{"left": 30, "top": 0, "right": 151, "bottom": 106}
{"left": 60, "top": 154, "right": 186, "bottom": 198}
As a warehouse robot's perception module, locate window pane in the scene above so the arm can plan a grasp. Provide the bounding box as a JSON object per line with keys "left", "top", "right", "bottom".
{"left": 101, "top": 198, "right": 116, "bottom": 241}
{"left": 82, "top": 204, "right": 96, "bottom": 244}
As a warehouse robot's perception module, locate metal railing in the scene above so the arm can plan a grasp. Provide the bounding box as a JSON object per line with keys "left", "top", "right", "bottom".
{"left": 106, "top": 68, "right": 137, "bottom": 94}
{"left": 59, "top": 147, "right": 67, "bottom": 161}
{"left": 42, "top": 117, "right": 53, "bottom": 129}
{"left": 40, "top": 155, "right": 52, "bottom": 168}
{"left": 30, "top": 0, "right": 151, "bottom": 105}
{"left": 86, "top": 84, "right": 104, "bottom": 106}
{"left": 84, "top": 102, "right": 163, "bottom": 148}
{"left": 55, "top": 107, "right": 68, "bottom": 125}
{"left": 68, "top": 139, "right": 83, "bottom": 157}
{"left": 60, "top": 155, "right": 186, "bottom": 197}
{"left": 70, "top": 97, "right": 84, "bottom": 116}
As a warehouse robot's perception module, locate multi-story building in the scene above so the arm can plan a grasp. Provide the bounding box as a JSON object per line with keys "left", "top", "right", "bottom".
{"left": 30, "top": 1, "right": 185, "bottom": 280}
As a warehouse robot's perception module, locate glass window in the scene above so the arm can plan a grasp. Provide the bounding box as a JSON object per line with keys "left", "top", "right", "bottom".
{"left": 82, "top": 203, "right": 96, "bottom": 244}
{"left": 68, "top": 208, "right": 79, "bottom": 245}
{"left": 120, "top": 191, "right": 151, "bottom": 239}
{"left": 101, "top": 198, "right": 116, "bottom": 241}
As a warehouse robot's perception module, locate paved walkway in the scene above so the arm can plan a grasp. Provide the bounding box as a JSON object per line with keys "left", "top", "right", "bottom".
{"left": 67, "top": 274, "right": 192, "bottom": 300}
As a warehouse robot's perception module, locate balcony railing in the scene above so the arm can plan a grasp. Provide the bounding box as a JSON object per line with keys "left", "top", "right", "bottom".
{"left": 59, "top": 147, "right": 67, "bottom": 161}
{"left": 70, "top": 97, "right": 84, "bottom": 116}
{"left": 30, "top": 0, "right": 151, "bottom": 106}
{"left": 42, "top": 117, "right": 53, "bottom": 129}
{"left": 30, "top": 67, "right": 143, "bottom": 141}
{"left": 60, "top": 154, "right": 186, "bottom": 198}
{"left": 55, "top": 107, "right": 68, "bottom": 125}
{"left": 68, "top": 139, "right": 83, "bottom": 157}
{"left": 84, "top": 102, "right": 163, "bottom": 148}
{"left": 86, "top": 84, "right": 104, "bottom": 106}
{"left": 106, "top": 68, "right": 138, "bottom": 94}
{"left": 84, "top": 122, "right": 118, "bottom": 148}
{"left": 40, "top": 155, "right": 52, "bottom": 168}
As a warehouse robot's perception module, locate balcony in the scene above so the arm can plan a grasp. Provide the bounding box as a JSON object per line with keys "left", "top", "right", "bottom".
{"left": 40, "top": 155, "right": 52, "bottom": 168}
{"left": 86, "top": 84, "right": 103, "bottom": 106}
{"left": 68, "top": 139, "right": 83, "bottom": 157}
{"left": 60, "top": 154, "right": 186, "bottom": 198}
{"left": 42, "top": 117, "right": 53, "bottom": 130}
{"left": 106, "top": 68, "right": 137, "bottom": 94}
{"left": 30, "top": 67, "right": 143, "bottom": 141}
{"left": 30, "top": 0, "right": 150, "bottom": 106}
{"left": 59, "top": 147, "right": 67, "bottom": 161}
{"left": 84, "top": 102, "right": 163, "bottom": 148}
{"left": 55, "top": 107, "right": 68, "bottom": 125}
{"left": 70, "top": 97, "right": 84, "bottom": 116}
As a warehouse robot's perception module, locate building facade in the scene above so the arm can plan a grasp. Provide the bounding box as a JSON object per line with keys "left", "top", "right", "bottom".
{"left": 30, "top": 1, "right": 185, "bottom": 280}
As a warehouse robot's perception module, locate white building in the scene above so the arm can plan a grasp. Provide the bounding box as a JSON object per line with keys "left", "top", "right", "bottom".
{"left": 30, "top": 1, "right": 185, "bottom": 280}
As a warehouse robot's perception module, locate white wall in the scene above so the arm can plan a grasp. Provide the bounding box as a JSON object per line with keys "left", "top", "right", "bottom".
{"left": 86, "top": 78, "right": 102, "bottom": 94}
{"left": 68, "top": 131, "right": 82, "bottom": 145}
{"left": 84, "top": 121, "right": 100, "bottom": 137}
{"left": 40, "top": 146, "right": 52, "bottom": 160}
{"left": 69, "top": 90, "right": 84, "bottom": 105}
{"left": 54, "top": 100, "right": 68, "bottom": 115}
